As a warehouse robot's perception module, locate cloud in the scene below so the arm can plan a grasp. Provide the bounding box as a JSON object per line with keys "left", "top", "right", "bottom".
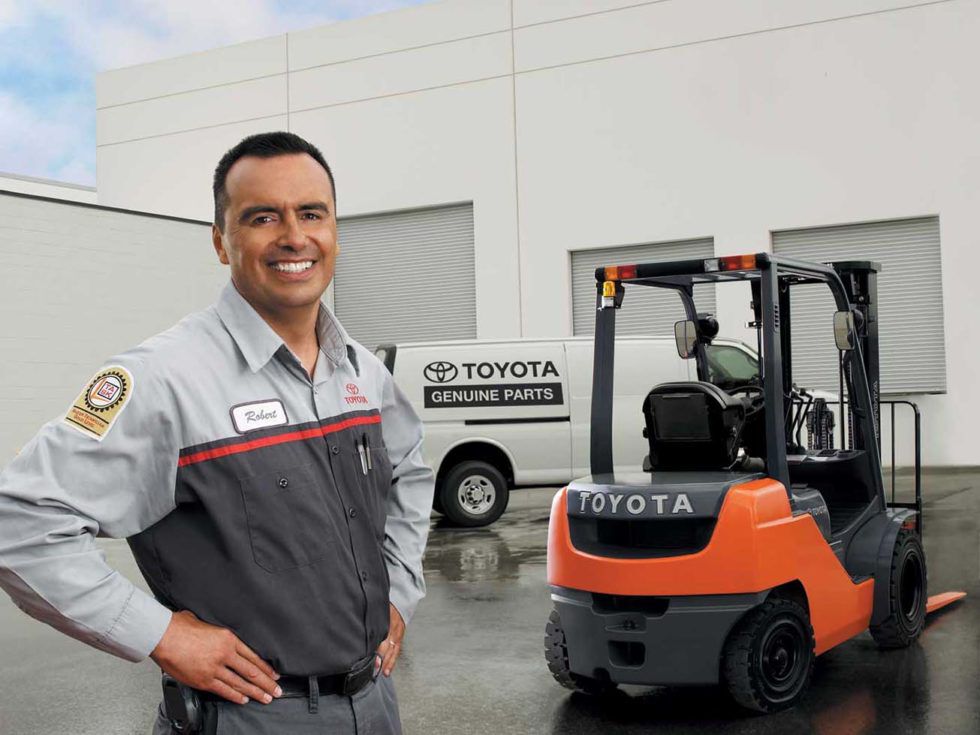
{"left": 0, "top": 0, "right": 428, "bottom": 186}
{"left": 0, "top": 90, "right": 95, "bottom": 184}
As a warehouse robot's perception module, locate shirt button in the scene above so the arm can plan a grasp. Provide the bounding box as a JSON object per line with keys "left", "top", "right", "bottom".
{"left": 278, "top": 477, "right": 288, "bottom": 489}
{"left": 360, "top": 571, "right": 368, "bottom": 582}
{"left": 330, "top": 445, "right": 339, "bottom": 455}
{"left": 348, "top": 508, "right": 357, "bottom": 518}
{"left": 313, "top": 386, "right": 319, "bottom": 395}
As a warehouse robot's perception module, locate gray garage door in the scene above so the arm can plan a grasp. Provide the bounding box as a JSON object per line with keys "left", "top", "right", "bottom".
{"left": 571, "top": 238, "right": 716, "bottom": 336}
{"left": 335, "top": 203, "right": 476, "bottom": 350}
{"left": 772, "top": 217, "right": 946, "bottom": 394}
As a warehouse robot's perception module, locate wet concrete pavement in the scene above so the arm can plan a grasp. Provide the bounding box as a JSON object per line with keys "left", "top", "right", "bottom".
{"left": 0, "top": 470, "right": 977, "bottom": 734}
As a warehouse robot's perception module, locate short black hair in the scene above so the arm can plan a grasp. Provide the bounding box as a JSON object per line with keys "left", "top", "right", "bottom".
{"left": 212, "top": 131, "right": 336, "bottom": 231}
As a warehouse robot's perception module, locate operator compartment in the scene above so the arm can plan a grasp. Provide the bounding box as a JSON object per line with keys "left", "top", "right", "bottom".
{"left": 561, "top": 380, "right": 759, "bottom": 560}
{"left": 566, "top": 471, "right": 762, "bottom": 559}
{"left": 642, "top": 381, "right": 746, "bottom": 470}
{"left": 787, "top": 449, "right": 876, "bottom": 533}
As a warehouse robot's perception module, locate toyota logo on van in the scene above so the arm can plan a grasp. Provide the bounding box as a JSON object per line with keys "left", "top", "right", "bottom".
{"left": 424, "top": 361, "right": 458, "bottom": 383}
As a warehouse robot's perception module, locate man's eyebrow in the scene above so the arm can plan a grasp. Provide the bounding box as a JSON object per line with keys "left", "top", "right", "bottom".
{"left": 297, "top": 202, "right": 330, "bottom": 213}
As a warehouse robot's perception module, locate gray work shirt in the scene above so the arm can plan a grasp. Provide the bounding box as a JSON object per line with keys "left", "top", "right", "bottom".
{"left": 0, "top": 282, "right": 433, "bottom": 675}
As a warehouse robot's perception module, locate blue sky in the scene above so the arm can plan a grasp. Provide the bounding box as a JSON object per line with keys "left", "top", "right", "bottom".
{"left": 0, "top": 0, "right": 428, "bottom": 186}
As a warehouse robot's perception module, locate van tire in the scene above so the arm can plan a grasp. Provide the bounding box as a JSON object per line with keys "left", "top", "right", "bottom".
{"left": 439, "top": 461, "right": 509, "bottom": 527}
{"left": 431, "top": 490, "right": 445, "bottom": 515}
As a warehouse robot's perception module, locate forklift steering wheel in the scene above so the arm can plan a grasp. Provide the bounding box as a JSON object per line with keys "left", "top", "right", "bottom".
{"left": 730, "top": 385, "right": 765, "bottom": 415}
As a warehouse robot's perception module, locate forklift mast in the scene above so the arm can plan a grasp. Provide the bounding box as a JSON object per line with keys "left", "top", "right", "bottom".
{"left": 832, "top": 261, "right": 882, "bottom": 449}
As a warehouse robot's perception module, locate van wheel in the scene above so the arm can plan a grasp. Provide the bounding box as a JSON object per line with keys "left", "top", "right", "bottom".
{"left": 722, "top": 597, "right": 815, "bottom": 713}
{"left": 870, "top": 528, "right": 927, "bottom": 649}
{"left": 439, "top": 461, "right": 509, "bottom": 527}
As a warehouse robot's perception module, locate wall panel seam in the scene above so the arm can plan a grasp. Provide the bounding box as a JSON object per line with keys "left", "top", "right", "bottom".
{"left": 514, "top": 0, "right": 672, "bottom": 30}
{"left": 514, "top": 0, "right": 958, "bottom": 77}
{"left": 287, "top": 74, "right": 513, "bottom": 116}
{"left": 95, "top": 113, "right": 287, "bottom": 148}
{"left": 288, "top": 28, "right": 511, "bottom": 75}
{"left": 97, "top": 71, "right": 287, "bottom": 111}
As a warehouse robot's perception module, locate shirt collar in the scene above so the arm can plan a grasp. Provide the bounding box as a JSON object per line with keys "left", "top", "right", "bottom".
{"left": 215, "top": 281, "right": 354, "bottom": 373}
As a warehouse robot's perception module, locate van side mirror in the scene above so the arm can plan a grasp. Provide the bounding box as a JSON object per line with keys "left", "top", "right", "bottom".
{"left": 833, "top": 311, "right": 855, "bottom": 351}
{"left": 674, "top": 320, "right": 698, "bottom": 359}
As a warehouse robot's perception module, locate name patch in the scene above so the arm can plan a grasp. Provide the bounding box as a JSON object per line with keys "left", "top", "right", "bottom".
{"left": 231, "top": 399, "right": 288, "bottom": 434}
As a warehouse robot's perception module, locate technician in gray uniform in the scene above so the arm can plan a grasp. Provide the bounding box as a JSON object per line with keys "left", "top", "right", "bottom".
{"left": 0, "top": 131, "right": 433, "bottom": 733}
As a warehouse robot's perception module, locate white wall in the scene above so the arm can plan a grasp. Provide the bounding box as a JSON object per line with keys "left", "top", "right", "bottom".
{"left": 0, "top": 193, "right": 219, "bottom": 462}
{"left": 95, "top": 0, "right": 980, "bottom": 465}
{"left": 0, "top": 173, "right": 97, "bottom": 204}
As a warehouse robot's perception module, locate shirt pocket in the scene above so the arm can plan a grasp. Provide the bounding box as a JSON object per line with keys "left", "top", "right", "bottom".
{"left": 349, "top": 432, "right": 394, "bottom": 534}
{"left": 239, "top": 462, "right": 336, "bottom": 573}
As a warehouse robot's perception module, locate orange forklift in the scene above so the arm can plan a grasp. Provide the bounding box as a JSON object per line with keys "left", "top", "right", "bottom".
{"left": 544, "top": 253, "right": 965, "bottom": 712}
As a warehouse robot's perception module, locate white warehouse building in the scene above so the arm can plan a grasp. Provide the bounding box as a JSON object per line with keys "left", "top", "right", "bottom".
{"left": 26, "top": 0, "right": 980, "bottom": 466}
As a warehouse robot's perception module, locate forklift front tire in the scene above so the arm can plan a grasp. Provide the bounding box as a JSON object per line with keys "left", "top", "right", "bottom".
{"left": 544, "top": 610, "right": 618, "bottom": 696}
{"left": 722, "top": 597, "right": 815, "bottom": 713}
{"left": 870, "top": 528, "right": 927, "bottom": 649}
{"left": 438, "top": 460, "right": 509, "bottom": 527}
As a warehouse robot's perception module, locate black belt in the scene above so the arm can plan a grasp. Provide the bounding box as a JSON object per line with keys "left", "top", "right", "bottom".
{"left": 198, "top": 652, "right": 379, "bottom": 703}
{"left": 278, "top": 652, "right": 379, "bottom": 698}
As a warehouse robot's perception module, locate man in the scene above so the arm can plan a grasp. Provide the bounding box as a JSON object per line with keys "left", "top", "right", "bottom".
{"left": 0, "top": 131, "right": 433, "bottom": 733}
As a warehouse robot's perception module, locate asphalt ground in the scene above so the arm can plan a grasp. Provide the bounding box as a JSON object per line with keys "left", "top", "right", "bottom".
{"left": 0, "top": 469, "right": 977, "bottom": 734}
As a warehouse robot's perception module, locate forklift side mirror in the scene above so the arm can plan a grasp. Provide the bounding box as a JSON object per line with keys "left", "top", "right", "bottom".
{"left": 833, "top": 311, "right": 855, "bottom": 351}
{"left": 674, "top": 320, "right": 698, "bottom": 359}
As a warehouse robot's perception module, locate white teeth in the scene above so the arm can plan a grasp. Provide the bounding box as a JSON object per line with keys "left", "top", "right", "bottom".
{"left": 271, "top": 261, "right": 314, "bottom": 273}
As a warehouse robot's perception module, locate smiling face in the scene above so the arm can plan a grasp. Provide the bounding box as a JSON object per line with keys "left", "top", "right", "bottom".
{"left": 212, "top": 153, "right": 338, "bottom": 320}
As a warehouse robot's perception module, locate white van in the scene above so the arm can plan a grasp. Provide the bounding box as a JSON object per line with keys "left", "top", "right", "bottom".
{"left": 375, "top": 336, "right": 762, "bottom": 526}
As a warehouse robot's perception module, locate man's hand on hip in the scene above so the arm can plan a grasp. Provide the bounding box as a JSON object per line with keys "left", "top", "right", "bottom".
{"left": 375, "top": 604, "right": 405, "bottom": 677}
{"left": 150, "top": 610, "right": 282, "bottom": 705}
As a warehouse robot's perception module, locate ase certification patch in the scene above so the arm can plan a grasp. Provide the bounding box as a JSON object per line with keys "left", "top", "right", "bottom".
{"left": 63, "top": 365, "right": 134, "bottom": 440}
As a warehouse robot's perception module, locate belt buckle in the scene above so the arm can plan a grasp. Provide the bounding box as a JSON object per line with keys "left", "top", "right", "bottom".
{"left": 341, "top": 654, "right": 377, "bottom": 697}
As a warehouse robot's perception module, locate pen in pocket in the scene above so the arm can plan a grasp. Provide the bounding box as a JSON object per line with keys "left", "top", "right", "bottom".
{"left": 357, "top": 439, "right": 368, "bottom": 475}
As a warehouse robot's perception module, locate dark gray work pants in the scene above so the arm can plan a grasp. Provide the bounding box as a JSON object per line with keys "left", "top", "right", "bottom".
{"left": 152, "top": 675, "right": 401, "bottom": 734}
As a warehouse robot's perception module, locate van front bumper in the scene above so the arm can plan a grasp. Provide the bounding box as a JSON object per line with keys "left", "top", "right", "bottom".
{"left": 552, "top": 585, "right": 767, "bottom": 686}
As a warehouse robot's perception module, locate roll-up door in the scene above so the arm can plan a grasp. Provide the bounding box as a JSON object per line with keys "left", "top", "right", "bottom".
{"left": 571, "top": 238, "right": 716, "bottom": 336}
{"left": 772, "top": 217, "right": 945, "bottom": 394}
{"left": 334, "top": 203, "right": 475, "bottom": 350}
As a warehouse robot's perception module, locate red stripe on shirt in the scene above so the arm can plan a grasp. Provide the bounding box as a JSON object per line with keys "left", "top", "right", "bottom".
{"left": 178, "top": 413, "right": 382, "bottom": 467}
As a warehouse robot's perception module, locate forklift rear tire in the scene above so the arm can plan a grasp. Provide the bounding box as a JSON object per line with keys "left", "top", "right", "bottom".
{"left": 438, "top": 461, "right": 509, "bottom": 527}
{"left": 722, "top": 597, "right": 815, "bottom": 713}
{"left": 870, "top": 528, "right": 927, "bottom": 649}
{"left": 544, "top": 610, "right": 618, "bottom": 696}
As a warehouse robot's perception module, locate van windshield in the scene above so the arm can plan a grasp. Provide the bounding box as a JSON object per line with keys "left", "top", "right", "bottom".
{"left": 706, "top": 344, "right": 759, "bottom": 389}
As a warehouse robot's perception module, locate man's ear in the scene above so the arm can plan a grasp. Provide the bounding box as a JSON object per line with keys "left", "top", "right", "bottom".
{"left": 212, "top": 224, "right": 230, "bottom": 265}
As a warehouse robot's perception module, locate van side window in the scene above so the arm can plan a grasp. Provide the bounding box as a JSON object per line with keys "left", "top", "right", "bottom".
{"left": 706, "top": 345, "right": 759, "bottom": 388}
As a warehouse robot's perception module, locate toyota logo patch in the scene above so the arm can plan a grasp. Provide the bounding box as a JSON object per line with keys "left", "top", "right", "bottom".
{"left": 424, "top": 361, "right": 458, "bottom": 383}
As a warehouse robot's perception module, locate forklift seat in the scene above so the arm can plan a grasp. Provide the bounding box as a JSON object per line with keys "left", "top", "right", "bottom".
{"left": 643, "top": 382, "right": 746, "bottom": 471}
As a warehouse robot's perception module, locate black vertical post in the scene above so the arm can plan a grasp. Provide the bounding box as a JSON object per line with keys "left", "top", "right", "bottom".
{"left": 779, "top": 280, "right": 794, "bottom": 445}
{"left": 760, "top": 261, "right": 790, "bottom": 492}
{"left": 834, "top": 262, "right": 881, "bottom": 451}
{"left": 590, "top": 281, "right": 620, "bottom": 477}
